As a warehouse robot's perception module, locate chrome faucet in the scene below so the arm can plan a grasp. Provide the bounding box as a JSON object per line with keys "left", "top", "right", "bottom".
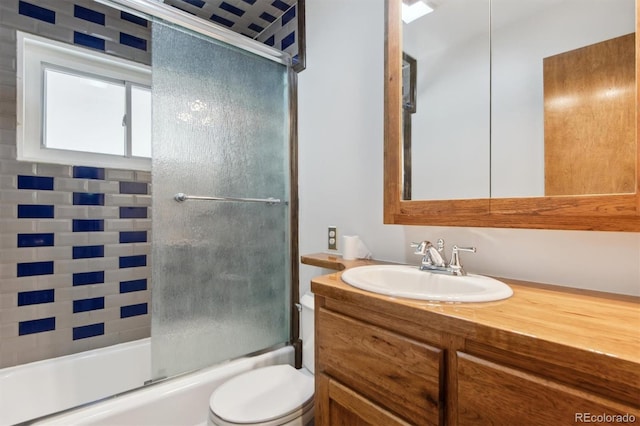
{"left": 411, "top": 238, "right": 476, "bottom": 276}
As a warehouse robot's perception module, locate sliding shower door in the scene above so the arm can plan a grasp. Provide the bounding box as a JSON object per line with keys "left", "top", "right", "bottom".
{"left": 150, "top": 20, "right": 291, "bottom": 380}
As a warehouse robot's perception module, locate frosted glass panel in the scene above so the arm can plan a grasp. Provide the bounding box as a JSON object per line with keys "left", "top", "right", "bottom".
{"left": 151, "top": 21, "right": 290, "bottom": 379}
{"left": 44, "top": 68, "right": 125, "bottom": 155}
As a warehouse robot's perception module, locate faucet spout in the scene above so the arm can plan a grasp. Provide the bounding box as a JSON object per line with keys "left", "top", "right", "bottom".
{"left": 411, "top": 240, "right": 446, "bottom": 268}
{"left": 411, "top": 239, "right": 476, "bottom": 276}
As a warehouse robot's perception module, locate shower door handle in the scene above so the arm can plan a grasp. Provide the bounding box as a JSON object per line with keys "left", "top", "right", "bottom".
{"left": 174, "top": 193, "right": 285, "bottom": 205}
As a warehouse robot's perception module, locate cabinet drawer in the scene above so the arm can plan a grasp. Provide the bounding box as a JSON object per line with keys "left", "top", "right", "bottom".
{"left": 316, "top": 373, "right": 411, "bottom": 426}
{"left": 456, "top": 352, "right": 640, "bottom": 425}
{"left": 317, "top": 307, "right": 443, "bottom": 425}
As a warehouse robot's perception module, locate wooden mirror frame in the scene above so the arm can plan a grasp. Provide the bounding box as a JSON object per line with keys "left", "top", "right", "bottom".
{"left": 384, "top": 0, "right": 640, "bottom": 231}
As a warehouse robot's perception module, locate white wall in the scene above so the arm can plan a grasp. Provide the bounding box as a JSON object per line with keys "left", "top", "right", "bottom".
{"left": 298, "top": 0, "right": 640, "bottom": 297}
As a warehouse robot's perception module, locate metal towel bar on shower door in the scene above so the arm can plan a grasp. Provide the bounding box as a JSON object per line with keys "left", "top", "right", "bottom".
{"left": 173, "top": 192, "right": 285, "bottom": 205}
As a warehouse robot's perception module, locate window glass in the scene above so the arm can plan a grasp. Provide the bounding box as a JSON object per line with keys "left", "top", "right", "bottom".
{"left": 44, "top": 68, "right": 126, "bottom": 156}
{"left": 131, "top": 85, "right": 152, "bottom": 158}
{"left": 17, "top": 31, "right": 152, "bottom": 170}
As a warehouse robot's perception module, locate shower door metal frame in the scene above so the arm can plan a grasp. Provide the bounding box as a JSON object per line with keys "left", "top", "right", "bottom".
{"left": 96, "top": 0, "right": 302, "bottom": 367}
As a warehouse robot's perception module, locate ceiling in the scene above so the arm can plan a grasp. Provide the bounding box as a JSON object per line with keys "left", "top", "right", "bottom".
{"left": 164, "top": 0, "right": 296, "bottom": 40}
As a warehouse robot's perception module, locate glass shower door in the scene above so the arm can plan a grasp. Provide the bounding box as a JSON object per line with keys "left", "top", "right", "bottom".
{"left": 150, "top": 20, "right": 291, "bottom": 380}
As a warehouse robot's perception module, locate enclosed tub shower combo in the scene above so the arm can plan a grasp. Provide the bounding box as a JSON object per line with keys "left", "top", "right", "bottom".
{"left": 0, "top": 0, "right": 304, "bottom": 424}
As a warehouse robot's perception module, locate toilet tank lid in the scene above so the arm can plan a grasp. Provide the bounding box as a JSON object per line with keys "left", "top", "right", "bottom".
{"left": 209, "top": 364, "right": 314, "bottom": 423}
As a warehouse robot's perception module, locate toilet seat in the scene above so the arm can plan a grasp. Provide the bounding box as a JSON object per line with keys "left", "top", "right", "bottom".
{"left": 209, "top": 364, "right": 314, "bottom": 426}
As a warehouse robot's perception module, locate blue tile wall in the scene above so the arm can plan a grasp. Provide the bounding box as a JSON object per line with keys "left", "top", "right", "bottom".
{"left": 73, "top": 219, "right": 105, "bottom": 232}
{"left": 17, "top": 0, "right": 152, "bottom": 64}
{"left": 121, "top": 303, "right": 148, "bottom": 318}
{"left": 120, "top": 32, "right": 148, "bottom": 51}
{"left": 210, "top": 14, "right": 235, "bottom": 27}
{"left": 73, "top": 166, "right": 106, "bottom": 180}
{"left": 17, "top": 175, "right": 54, "bottom": 190}
{"left": 17, "top": 205, "right": 54, "bottom": 219}
{"left": 73, "top": 32, "right": 106, "bottom": 51}
{"left": 260, "top": 12, "right": 276, "bottom": 23}
{"left": 72, "top": 245, "right": 105, "bottom": 259}
{"left": 121, "top": 11, "right": 148, "bottom": 28}
{"left": 281, "top": 31, "right": 295, "bottom": 51}
{"left": 73, "top": 271, "right": 105, "bottom": 286}
{"left": 73, "top": 323, "right": 105, "bottom": 340}
{"left": 271, "top": 0, "right": 290, "bottom": 12}
{"left": 73, "top": 192, "right": 105, "bottom": 206}
{"left": 18, "top": 290, "right": 55, "bottom": 306}
{"left": 120, "top": 207, "right": 148, "bottom": 219}
{"left": 162, "top": 0, "right": 298, "bottom": 61}
{"left": 255, "top": 1, "right": 298, "bottom": 61}
{"left": 1, "top": 0, "right": 151, "bottom": 368}
{"left": 17, "top": 261, "right": 55, "bottom": 277}
{"left": 17, "top": 233, "right": 55, "bottom": 247}
{"left": 74, "top": 5, "right": 106, "bottom": 26}
{"left": 18, "top": 1, "right": 56, "bottom": 24}
{"left": 282, "top": 5, "right": 295, "bottom": 26}
{"left": 181, "top": 0, "right": 207, "bottom": 7}
{"left": 120, "top": 279, "right": 147, "bottom": 293}
{"left": 120, "top": 255, "right": 147, "bottom": 269}
{"left": 248, "top": 23, "right": 264, "bottom": 33}
{"left": 19, "top": 318, "right": 56, "bottom": 336}
{"left": 120, "top": 231, "right": 148, "bottom": 243}
{"left": 220, "top": 2, "right": 245, "bottom": 17}
{"left": 120, "top": 181, "right": 148, "bottom": 194}
{"left": 73, "top": 297, "right": 105, "bottom": 313}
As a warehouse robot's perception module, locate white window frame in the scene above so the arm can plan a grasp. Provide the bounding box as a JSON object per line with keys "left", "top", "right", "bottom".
{"left": 17, "top": 31, "right": 152, "bottom": 171}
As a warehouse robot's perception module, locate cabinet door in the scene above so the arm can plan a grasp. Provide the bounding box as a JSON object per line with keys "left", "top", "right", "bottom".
{"left": 456, "top": 352, "right": 640, "bottom": 425}
{"left": 316, "top": 373, "right": 411, "bottom": 426}
{"left": 317, "top": 308, "right": 443, "bottom": 425}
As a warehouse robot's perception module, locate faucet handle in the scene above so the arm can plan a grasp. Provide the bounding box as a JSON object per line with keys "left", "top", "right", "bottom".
{"left": 410, "top": 241, "right": 429, "bottom": 255}
{"left": 449, "top": 245, "right": 476, "bottom": 275}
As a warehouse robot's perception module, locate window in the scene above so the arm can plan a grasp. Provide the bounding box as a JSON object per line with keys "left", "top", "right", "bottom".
{"left": 17, "top": 31, "right": 152, "bottom": 170}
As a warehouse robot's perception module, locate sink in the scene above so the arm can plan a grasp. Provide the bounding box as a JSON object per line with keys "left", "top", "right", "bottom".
{"left": 341, "top": 265, "right": 513, "bottom": 303}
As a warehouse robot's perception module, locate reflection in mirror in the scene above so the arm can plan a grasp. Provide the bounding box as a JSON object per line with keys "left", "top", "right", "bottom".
{"left": 386, "top": 0, "right": 640, "bottom": 231}
{"left": 402, "top": 52, "right": 416, "bottom": 199}
{"left": 491, "top": 0, "right": 636, "bottom": 198}
{"left": 402, "top": 0, "right": 491, "bottom": 200}
{"left": 402, "top": 0, "right": 636, "bottom": 201}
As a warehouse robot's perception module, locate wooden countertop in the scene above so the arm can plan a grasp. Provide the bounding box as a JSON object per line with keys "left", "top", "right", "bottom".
{"left": 303, "top": 253, "right": 640, "bottom": 389}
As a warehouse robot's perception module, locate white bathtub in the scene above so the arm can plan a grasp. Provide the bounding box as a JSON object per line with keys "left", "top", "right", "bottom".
{"left": 0, "top": 338, "right": 151, "bottom": 426}
{"left": 1, "top": 339, "right": 294, "bottom": 426}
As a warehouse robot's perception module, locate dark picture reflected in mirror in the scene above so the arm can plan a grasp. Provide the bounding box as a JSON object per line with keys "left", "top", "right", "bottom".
{"left": 402, "top": 52, "right": 417, "bottom": 199}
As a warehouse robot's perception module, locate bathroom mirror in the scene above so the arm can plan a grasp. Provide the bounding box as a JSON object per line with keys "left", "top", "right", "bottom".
{"left": 384, "top": 0, "right": 640, "bottom": 231}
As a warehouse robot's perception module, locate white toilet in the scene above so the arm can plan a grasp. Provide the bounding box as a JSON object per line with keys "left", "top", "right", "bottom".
{"left": 208, "top": 293, "right": 315, "bottom": 426}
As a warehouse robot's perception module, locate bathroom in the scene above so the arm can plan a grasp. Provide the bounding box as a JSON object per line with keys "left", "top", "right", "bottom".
{"left": 1, "top": 0, "right": 639, "bottom": 425}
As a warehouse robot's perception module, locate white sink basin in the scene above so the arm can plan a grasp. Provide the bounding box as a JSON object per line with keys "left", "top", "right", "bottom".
{"left": 341, "top": 265, "right": 513, "bottom": 303}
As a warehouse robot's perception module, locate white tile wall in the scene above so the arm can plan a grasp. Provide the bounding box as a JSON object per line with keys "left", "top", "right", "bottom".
{"left": 0, "top": 0, "right": 152, "bottom": 368}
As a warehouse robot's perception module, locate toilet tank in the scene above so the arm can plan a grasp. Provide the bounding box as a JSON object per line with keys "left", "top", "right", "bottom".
{"left": 300, "top": 293, "right": 315, "bottom": 374}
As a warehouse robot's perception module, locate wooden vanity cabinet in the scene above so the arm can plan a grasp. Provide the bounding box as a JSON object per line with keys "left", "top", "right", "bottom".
{"left": 455, "top": 352, "right": 639, "bottom": 425}
{"left": 316, "top": 374, "right": 412, "bottom": 426}
{"left": 313, "top": 288, "right": 640, "bottom": 426}
{"left": 315, "top": 296, "right": 445, "bottom": 425}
